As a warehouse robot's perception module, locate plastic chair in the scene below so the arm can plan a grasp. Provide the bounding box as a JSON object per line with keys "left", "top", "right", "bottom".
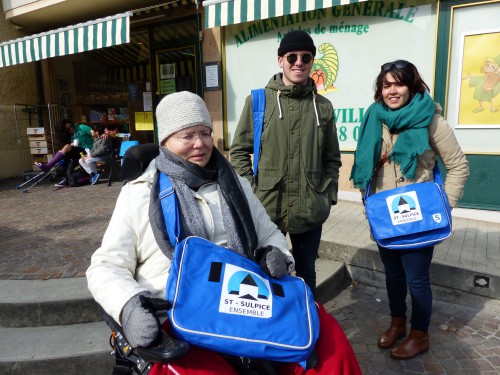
{"left": 97, "top": 139, "right": 139, "bottom": 186}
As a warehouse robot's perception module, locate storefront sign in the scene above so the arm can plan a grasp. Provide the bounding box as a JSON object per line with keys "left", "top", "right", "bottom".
{"left": 160, "top": 79, "right": 176, "bottom": 95}
{"left": 223, "top": 0, "right": 437, "bottom": 151}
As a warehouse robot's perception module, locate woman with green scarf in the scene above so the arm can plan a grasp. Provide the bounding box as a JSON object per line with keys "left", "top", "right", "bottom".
{"left": 350, "top": 60, "right": 469, "bottom": 360}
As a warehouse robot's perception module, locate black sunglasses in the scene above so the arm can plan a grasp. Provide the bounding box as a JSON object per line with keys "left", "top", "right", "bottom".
{"left": 380, "top": 60, "right": 410, "bottom": 72}
{"left": 285, "top": 53, "right": 314, "bottom": 65}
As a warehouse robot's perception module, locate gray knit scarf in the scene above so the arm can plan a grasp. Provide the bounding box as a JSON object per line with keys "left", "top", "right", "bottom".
{"left": 149, "top": 147, "right": 258, "bottom": 260}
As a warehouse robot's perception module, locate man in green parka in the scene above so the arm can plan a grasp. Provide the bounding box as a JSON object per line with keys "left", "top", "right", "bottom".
{"left": 230, "top": 30, "right": 341, "bottom": 295}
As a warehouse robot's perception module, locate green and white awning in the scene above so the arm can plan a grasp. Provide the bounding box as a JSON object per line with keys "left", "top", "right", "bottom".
{"left": 203, "top": 0, "right": 368, "bottom": 28}
{"left": 0, "top": 12, "right": 131, "bottom": 68}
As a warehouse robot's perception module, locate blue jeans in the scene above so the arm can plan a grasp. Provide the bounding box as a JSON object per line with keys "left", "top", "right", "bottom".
{"left": 378, "top": 246, "right": 434, "bottom": 332}
{"left": 288, "top": 226, "right": 323, "bottom": 296}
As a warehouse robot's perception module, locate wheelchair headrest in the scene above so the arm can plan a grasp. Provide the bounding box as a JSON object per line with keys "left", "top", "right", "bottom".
{"left": 119, "top": 140, "right": 140, "bottom": 157}
{"left": 120, "top": 143, "right": 160, "bottom": 182}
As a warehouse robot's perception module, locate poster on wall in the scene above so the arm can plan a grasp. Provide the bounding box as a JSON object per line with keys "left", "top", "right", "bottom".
{"left": 457, "top": 31, "right": 500, "bottom": 127}
{"left": 160, "top": 64, "right": 176, "bottom": 80}
{"left": 135, "top": 112, "right": 154, "bottom": 131}
{"left": 223, "top": 0, "right": 437, "bottom": 151}
{"left": 446, "top": 1, "right": 500, "bottom": 153}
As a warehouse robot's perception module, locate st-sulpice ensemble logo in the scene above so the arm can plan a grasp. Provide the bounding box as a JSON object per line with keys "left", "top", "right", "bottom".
{"left": 219, "top": 264, "right": 273, "bottom": 319}
{"left": 386, "top": 191, "right": 424, "bottom": 226}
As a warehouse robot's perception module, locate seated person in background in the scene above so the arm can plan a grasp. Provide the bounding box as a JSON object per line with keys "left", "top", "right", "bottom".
{"left": 79, "top": 124, "right": 119, "bottom": 185}
{"left": 36, "top": 121, "right": 95, "bottom": 187}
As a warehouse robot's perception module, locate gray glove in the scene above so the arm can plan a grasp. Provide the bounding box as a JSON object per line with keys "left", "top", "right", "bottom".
{"left": 256, "top": 246, "right": 291, "bottom": 279}
{"left": 122, "top": 292, "right": 159, "bottom": 348}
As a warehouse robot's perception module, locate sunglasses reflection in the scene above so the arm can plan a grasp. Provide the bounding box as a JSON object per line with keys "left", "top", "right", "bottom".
{"left": 285, "top": 53, "right": 314, "bottom": 65}
{"left": 380, "top": 60, "right": 410, "bottom": 72}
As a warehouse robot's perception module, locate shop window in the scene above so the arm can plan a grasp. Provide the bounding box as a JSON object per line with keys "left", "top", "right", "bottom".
{"left": 156, "top": 46, "right": 197, "bottom": 100}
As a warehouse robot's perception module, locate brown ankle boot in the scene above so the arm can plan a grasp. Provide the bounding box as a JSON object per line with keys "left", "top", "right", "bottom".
{"left": 390, "top": 329, "right": 429, "bottom": 360}
{"left": 378, "top": 317, "right": 406, "bottom": 349}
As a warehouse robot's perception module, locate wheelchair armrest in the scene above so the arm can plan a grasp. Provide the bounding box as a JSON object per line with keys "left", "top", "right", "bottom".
{"left": 136, "top": 333, "right": 189, "bottom": 363}
{"left": 99, "top": 300, "right": 189, "bottom": 365}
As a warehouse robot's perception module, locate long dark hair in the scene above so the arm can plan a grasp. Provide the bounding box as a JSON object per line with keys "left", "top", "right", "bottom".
{"left": 374, "top": 60, "right": 430, "bottom": 102}
{"left": 59, "top": 119, "right": 73, "bottom": 145}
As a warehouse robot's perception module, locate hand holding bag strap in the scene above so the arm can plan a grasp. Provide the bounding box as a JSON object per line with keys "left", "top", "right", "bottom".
{"left": 159, "top": 173, "right": 180, "bottom": 246}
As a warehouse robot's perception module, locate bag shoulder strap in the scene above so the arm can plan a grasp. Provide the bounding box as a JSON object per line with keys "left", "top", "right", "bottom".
{"left": 159, "top": 172, "right": 180, "bottom": 246}
{"left": 371, "top": 149, "right": 392, "bottom": 180}
{"left": 251, "top": 88, "right": 266, "bottom": 176}
{"left": 433, "top": 163, "right": 444, "bottom": 185}
{"left": 365, "top": 161, "right": 444, "bottom": 198}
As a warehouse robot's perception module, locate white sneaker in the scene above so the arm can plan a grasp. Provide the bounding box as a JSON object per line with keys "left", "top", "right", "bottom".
{"left": 54, "top": 178, "right": 67, "bottom": 187}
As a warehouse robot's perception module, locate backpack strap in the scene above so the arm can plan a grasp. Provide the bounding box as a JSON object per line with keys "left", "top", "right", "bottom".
{"left": 159, "top": 172, "right": 180, "bottom": 246}
{"left": 251, "top": 88, "right": 266, "bottom": 176}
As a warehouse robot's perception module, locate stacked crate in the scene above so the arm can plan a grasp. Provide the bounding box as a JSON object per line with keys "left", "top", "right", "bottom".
{"left": 27, "top": 127, "right": 53, "bottom": 171}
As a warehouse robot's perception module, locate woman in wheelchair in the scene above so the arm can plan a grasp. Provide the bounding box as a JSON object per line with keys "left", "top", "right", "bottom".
{"left": 87, "top": 91, "right": 361, "bottom": 375}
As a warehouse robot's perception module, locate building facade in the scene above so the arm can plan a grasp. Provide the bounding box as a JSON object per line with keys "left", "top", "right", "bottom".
{"left": 0, "top": 0, "right": 499, "bottom": 210}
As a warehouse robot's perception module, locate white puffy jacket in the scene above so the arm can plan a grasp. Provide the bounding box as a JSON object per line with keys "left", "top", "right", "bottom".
{"left": 86, "top": 160, "right": 293, "bottom": 323}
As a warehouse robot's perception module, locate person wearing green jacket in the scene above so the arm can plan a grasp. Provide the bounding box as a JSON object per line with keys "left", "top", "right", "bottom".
{"left": 35, "top": 122, "right": 95, "bottom": 185}
{"left": 230, "top": 30, "right": 342, "bottom": 295}
{"left": 72, "top": 123, "right": 94, "bottom": 149}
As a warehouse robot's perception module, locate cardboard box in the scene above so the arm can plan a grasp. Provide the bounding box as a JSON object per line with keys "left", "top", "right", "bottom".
{"left": 28, "top": 135, "right": 47, "bottom": 141}
{"left": 30, "top": 147, "right": 49, "bottom": 155}
{"left": 27, "top": 127, "right": 45, "bottom": 135}
{"left": 29, "top": 140, "right": 48, "bottom": 148}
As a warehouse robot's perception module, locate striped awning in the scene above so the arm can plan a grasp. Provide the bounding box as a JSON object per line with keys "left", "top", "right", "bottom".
{"left": 0, "top": 12, "right": 131, "bottom": 68}
{"left": 203, "top": 0, "right": 369, "bottom": 28}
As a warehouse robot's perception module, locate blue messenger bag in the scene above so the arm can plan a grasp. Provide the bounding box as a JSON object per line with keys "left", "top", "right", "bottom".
{"left": 364, "top": 164, "right": 452, "bottom": 250}
{"left": 159, "top": 173, "right": 319, "bottom": 367}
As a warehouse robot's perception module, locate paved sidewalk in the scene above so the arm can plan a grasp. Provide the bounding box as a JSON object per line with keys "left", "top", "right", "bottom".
{"left": 1, "top": 176, "right": 499, "bottom": 280}
{"left": 325, "top": 282, "right": 500, "bottom": 375}
{"left": 0, "top": 177, "right": 121, "bottom": 280}
{"left": 322, "top": 199, "right": 500, "bottom": 277}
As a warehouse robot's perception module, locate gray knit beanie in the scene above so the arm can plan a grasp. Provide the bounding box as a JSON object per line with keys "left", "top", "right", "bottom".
{"left": 156, "top": 91, "right": 213, "bottom": 143}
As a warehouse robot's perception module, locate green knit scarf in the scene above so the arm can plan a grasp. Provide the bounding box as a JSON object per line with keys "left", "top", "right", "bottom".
{"left": 350, "top": 91, "right": 436, "bottom": 189}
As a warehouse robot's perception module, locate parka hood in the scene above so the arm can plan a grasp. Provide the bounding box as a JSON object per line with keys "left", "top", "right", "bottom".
{"left": 265, "top": 73, "right": 321, "bottom": 126}
{"left": 265, "top": 73, "right": 317, "bottom": 97}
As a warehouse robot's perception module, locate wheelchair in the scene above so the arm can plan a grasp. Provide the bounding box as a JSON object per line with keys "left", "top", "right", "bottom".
{"left": 102, "top": 144, "right": 321, "bottom": 375}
